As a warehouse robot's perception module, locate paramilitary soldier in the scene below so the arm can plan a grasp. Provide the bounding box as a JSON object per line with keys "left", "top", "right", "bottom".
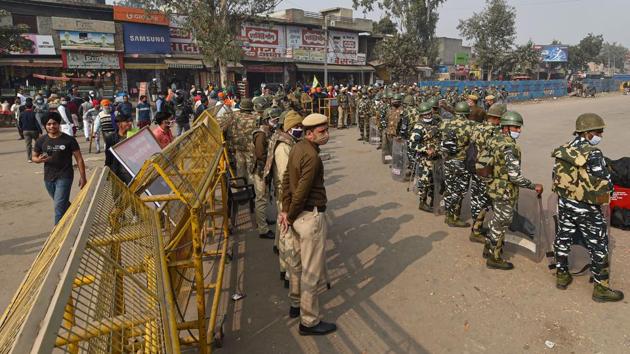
{"left": 252, "top": 97, "right": 275, "bottom": 239}
{"left": 551, "top": 113, "right": 623, "bottom": 302}
{"left": 279, "top": 113, "right": 336, "bottom": 336}
{"left": 356, "top": 88, "right": 373, "bottom": 141}
{"left": 439, "top": 101, "right": 474, "bottom": 227}
{"left": 382, "top": 93, "right": 404, "bottom": 160}
{"left": 374, "top": 93, "right": 388, "bottom": 149}
{"left": 484, "top": 111, "right": 542, "bottom": 270}
{"left": 399, "top": 94, "right": 418, "bottom": 140}
{"left": 264, "top": 111, "right": 304, "bottom": 288}
{"left": 227, "top": 97, "right": 258, "bottom": 188}
{"left": 408, "top": 102, "right": 441, "bottom": 212}
{"left": 468, "top": 103, "right": 507, "bottom": 243}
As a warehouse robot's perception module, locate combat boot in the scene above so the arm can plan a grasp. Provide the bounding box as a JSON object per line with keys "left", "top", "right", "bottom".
{"left": 418, "top": 203, "right": 433, "bottom": 213}
{"left": 556, "top": 271, "right": 573, "bottom": 290}
{"left": 447, "top": 215, "right": 470, "bottom": 228}
{"left": 482, "top": 243, "right": 491, "bottom": 259}
{"left": 592, "top": 283, "right": 624, "bottom": 303}
{"left": 469, "top": 230, "right": 485, "bottom": 244}
{"left": 486, "top": 255, "right": 514, "bottom": 270}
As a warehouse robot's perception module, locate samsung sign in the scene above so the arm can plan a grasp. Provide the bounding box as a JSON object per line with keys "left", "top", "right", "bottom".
{"left": 123, "top": 23, "right": 171, "bottom": 54}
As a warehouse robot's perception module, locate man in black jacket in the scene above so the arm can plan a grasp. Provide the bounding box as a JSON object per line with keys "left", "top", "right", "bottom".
{"left": 104, "top": 113, "right": 133, "bottom": 184}
{"left": 19, "top": 98, "right": 43, "bottom": 162}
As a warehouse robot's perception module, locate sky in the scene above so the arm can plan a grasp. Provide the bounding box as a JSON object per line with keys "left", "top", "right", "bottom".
{"left": 276, "top": 0, "right": 630, "bottom": 48}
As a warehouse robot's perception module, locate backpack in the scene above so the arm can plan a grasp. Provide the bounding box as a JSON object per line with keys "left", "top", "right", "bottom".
{"left": 608, "top": 157, "right": 630, "bottom": 188}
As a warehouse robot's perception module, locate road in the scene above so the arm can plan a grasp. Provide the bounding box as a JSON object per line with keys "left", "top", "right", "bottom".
{"left": 0, "top": 94, "right": 628, "bottom": 353}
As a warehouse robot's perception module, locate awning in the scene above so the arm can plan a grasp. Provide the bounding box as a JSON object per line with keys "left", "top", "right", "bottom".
{"left": 125, "top": 63, "right": 168, "bottom": 70}
{"left": 295, "top": 63, "right": 375, "bottom": 73}
{"left": 0, "top": 58, "right": 63, "bottom": 68}
{"left": 164, "top": 58, "right": 204, "bottom": 69}
{"left": 33, "top": 74, "right": 94, "bottom": 83}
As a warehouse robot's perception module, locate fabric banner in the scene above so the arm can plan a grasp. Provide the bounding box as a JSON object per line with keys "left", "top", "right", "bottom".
{"left": 123, "top": 23, "right": 171, "bottom": 54}
{"left": 59, "top": 31, "right": 115, "bottom": 51}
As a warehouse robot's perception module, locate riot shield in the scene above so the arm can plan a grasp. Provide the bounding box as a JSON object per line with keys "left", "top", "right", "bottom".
{"left": 496, "top": 189, "right": 549, "bottom": 263}
{"left": 544, "top": 194, "right": 614, "bottom": 273}
{"left": 391, "top": 138, "right": 409, "bottom": 182}
{"left": 369, "top": 119, "right": 381, "bottom": 146}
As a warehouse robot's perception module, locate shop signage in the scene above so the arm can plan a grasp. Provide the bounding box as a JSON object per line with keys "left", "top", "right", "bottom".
{"left": 51, "top": 17, "right": 115, "bottom": 33}
{"left": 328, "top": 30, "right": 365, "bottom": 65}
{"left": 64, "top": 51, "right": 121, "bottom": 69}
{"left": 286, "top": 26, "right": 325, "bottom": 63}
{"left": 239, "top": 24, "right": 286, "bottom": 61}
{"left": 246, "top": 65, "right": 283, "bottom": 73}
{"left": 59, "top": 31, "right": 115, "bottom": 51}
{"left": 113, "top": 6, "right": 169, "bottom": 26}
{"left": 11, "top": 34, "right": 56, "bottom": 55}
{"left": 123, "top": 23, "right": 171, "bottom": 54}
{"left": 169, "top": 16, "right": 200, "bottom": 55}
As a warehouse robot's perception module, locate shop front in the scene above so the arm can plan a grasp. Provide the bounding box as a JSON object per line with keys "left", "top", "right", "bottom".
{"left": 243, "top": 64, "right": 285, "bottom": 96}
{"left": 62, "top": 51, "right": 123, "bottom": 98}
{"left": 294, "top": 63, "right": 374, "bottom": 87}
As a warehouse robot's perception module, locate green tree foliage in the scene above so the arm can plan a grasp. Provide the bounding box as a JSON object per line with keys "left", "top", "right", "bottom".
{"left": 597, "top": 42, "right": 628, "bottom": 71}
{"left": 501, "top": 40, "right": 540, "bottom": 76}
{"left": 457, "top": 0, "right": 516, "bottom": 80}
{"left": 134, "top": 0, "right": 280, "bottom": 87}
{"left": 0, "top": 10, "right": 33, "bottom": 55}
{"left": 568, "top": 33, "right": 603, "bottom": 71}
{"left": 372, "top": 16, "right": 397, "bottom": 35}
{"left": 375, "top": 33, "right": 420, "bottom": 84}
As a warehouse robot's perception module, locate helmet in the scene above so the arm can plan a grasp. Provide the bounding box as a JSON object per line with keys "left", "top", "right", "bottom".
{"left": 385, "top": 92, "right": 394, "bottom": 99}
{"left": 417, "top": 102, "right": 432, "bottom": 115}
{"left": 264, "top": 106, "right": 282, "bottom": 120}
{"left": 253, "top": 96, "right": 269, "bottom": 113}
{"left": 500, "top": 111, "right": 524, "bottom": 127}
{"left": 487, "top": 103, "right": 507, "bottom": 118}
{"left": 392, "top": 93, "right": 403, "bottom": 102}
{"left": 430, "top": 98, "right": 440, "bottom": 108}
{"left": 402, "top": 95, "right": 414, "bottom": 106}
{"left": 240, "top": 98, "right": 253, "bottom": 111}
{"left": 575, "top": 113, "right": 605, "bottom": 133}
{"left": 454, "top": 101, "right": 470, "bottom": 115}
{"left": 361, "top": 88, "right": 368, "bottom": 94}
{"left": 375, "top": 93, "right": 383, "bottom": 100}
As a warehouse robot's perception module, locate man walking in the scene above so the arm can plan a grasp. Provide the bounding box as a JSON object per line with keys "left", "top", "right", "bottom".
{"left": 19, "top": 98, "right": 43, "bottom": 162}
{"left": 279, "top": 113, "right": 336, "bottom": 336}
{"left": 32, "top": 112, "right": 87, "bottom": 224}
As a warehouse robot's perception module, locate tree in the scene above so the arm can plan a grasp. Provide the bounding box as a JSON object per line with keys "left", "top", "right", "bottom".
{"left": 375, "top": 34, "right": 420, "bottom": 83}
{"left": 373, "top": 16, "right": 397, "bottom": 35}
{"left": 457, "top": 0, "right": 516, "bottom": 80}
{"left": 354, "top": 0, "right": 445, "bottom": 65}
{"left": 597, "top": 42, "right": 628, "bottom": 72}
{"left": 501, "top": 40, "right": 540, "bottom": 76}
{"left": 135, "top": 0, "right": 280, "bottom": 87}
{"left": 0, "top": 10, "right": 33, "bottom": 55}
{"left": 568, "top": 33, "right": 603, "bottom": 71}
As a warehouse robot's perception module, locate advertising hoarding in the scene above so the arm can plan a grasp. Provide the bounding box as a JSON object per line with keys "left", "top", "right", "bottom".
{"left": 239, "top": 24, "right": 286, "bottom": 61}
{"left": 113, "top": 6, "right": 169, "bottom": 26}
{"left": 123, "top": 23, "right": 171, "bottom": 54}
{"left": 169, "top": 16, "right": 199, "bottom": 55}
{"left": 328, "top": 30, "right": 365, "bottom": 65}
{"left": 535, "top": 45, "right": 569, "bottom": 62}
{"left": 64, "top": 51, "right": 122, "bottom": 69}
{"left": 11, "top": 34, "right": 56, "bottom": 55}
{"left": 59, "top": 31, "right": 115, "bottom": 51}
{"left": 51, "top": 17, "right": 115, "bottom": 33}
{"left": 286, "top": 26, "right": 326, "bottom": 63}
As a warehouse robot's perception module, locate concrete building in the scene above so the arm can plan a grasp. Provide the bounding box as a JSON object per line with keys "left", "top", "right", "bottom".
{"left": 436, "top": 37, "right": 472, "bottom": 79}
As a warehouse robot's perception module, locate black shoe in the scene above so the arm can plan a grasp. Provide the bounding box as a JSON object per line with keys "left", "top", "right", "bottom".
{"left": 284, "top": 279, "right": 290, "bottom": 289}
{"left": 289, "top": 306, "right": 300, "bottom": 318}
{"left": 299, "top": 321, "right": 337, "bottom": 336}
{"left": 280, "top": 271, "right": 286, "bottom": 281}
{"left": 357, "top": 137, "right": 364, "bottom": 141}
{"left": 266, "top": 219, "right": 276, "bottom": 225}
{"left": 273, "top": 245, "right": 279, "bottom": 255}
{"left": 259, "top": 230, "right": 274, "bottom": 239}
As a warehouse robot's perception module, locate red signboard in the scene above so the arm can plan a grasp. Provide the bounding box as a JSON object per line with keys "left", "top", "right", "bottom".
{"left": 244, "top": 27, "right": 279, "bottom": 45}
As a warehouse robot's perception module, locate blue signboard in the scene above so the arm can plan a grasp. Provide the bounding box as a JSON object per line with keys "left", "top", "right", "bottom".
{"left": 539, "top": 45, "right": 568, "bottom": 62}
{"left": 123, "top": 23, "right": 170, "bottom": 54}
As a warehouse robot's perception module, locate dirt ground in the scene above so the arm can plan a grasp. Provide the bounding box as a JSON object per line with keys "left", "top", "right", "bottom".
{"left": 1, "top": 93, "right": 629, "bottom": 353}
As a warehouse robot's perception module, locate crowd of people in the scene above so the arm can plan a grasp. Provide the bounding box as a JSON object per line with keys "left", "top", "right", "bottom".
{"left": 18, "top": 78, "right": 623, "bottom": 337}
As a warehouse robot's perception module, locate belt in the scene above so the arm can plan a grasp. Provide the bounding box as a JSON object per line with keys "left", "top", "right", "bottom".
{"left": 304, "top": 205, "right": 326, "bottom": 212}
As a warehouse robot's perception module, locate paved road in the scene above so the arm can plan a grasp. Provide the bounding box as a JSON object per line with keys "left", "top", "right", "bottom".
{"left": 0, "top": 94, "right": 628, "bottom": 353}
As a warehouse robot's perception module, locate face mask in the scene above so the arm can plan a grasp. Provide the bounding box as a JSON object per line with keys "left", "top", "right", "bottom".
{"left": 422, "top": 116, "right": 432, "bottom": 123}
{"left": 36, "top": 99, "right": 43, "bottom": 104}
{"left": 290, "top": 127, "right": 303, "bottom": 139}
{"left": 509, "top": 131, "right": 520, "bottom": 139}
{"left": 60, "top": 101, "right": 67, "bottom": 105}
{"left": 103, "top": 107, "right": 111, "bottom": 113}
{"left": 312, "top": 130, "right": 329, "bottom": 145}
{"left": 588, "top": 134, "right": 601, "bottom": 145}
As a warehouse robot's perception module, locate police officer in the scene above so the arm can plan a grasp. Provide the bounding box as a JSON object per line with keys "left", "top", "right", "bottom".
{"left": 252, "top": 97, "right": 275, "bottom": 239}
{"left": 551, "top": 113, "right": 623, "bottom": 302}
{"left": 356, "top": 88, "right": 373, "bottom": 141}
{"left": 439, "top": 102, "right": 474, "bottom": 227}
{"left": 409, "top": 102, "right": 441, "bottom": 212}
{"left": 467, "top": 94, "right": 487, "bottom": 123}
{"left": 337, "top": 87, "right": 349, "bottom": 129}
{"left": 484, "top": 111, "right": 542, "bottom": 270}
{"left": 469, "top": 103, "right": 507, "bottom": 243}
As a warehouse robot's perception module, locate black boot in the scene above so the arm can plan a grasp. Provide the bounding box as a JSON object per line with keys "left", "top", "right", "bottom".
{"left": 299, "top": 321, "right": 337, "bottom": 336}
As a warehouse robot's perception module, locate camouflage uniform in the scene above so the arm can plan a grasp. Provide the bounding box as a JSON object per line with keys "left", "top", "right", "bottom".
{"left": 469, "top": 121, "right": 500, "bottom": 232}
{"left": 264, "top": 130, "right": 298, "bottom": 278}
{"left": 227, "top": 111, "right": 258, "bottom": 185}
{"left": 383, "top": 105, "right": 403, "bottom": 158}
{"left": 357, "top": 95, "right": 373, "bottom": 140}
{"left": 348, "top": 92, "right": 357, "bottom": 126}
{"left": 439, "top": 114, "right": 474, "bottom": 219}
{"left": 486, "top": 133, "right": 536, "bottom": 258}
{"left": 551, "top": 136, "right": 613, "bottom": 285}
{"left": 399, "top": 105, "right": 418, "bottom": 140}
{"left": 408, "top": 117, "right": 441, "bottom": 208}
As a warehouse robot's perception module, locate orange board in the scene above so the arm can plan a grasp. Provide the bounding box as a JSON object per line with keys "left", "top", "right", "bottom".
{"left": 113, "top": 6, "right": 169, "bottom": 26}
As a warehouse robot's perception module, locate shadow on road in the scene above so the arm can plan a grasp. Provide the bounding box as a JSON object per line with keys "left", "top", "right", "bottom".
{"left": 0, "top": 232, "right": 48, "bottom": 256}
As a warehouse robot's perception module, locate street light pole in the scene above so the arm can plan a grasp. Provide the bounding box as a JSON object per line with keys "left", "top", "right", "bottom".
{"left": 323, "top": 15, "right": 328, "bottom": 88}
